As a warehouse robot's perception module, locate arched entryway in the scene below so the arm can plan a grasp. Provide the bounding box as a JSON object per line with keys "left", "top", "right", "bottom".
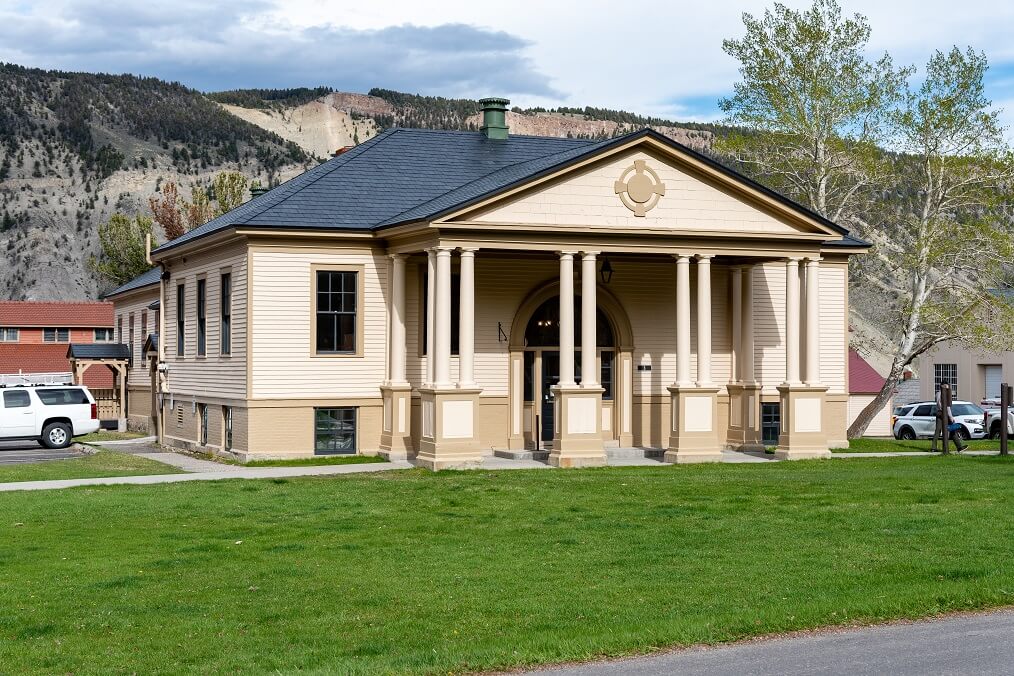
{"left": 507, "top": 281, "right": 634, "bottom": 450}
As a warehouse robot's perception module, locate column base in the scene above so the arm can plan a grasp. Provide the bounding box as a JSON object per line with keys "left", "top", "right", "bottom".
{"left": 726, "top": 382, "right": 763, "bottom": 451}
{"left": 776, "top": 384, "right": 830, "bottom": 459}
{"left": 549, "top": 385, "right": 606, "bottom": 467}
{"left": 665, "top": 385, "right": 722, "bottom": 463}
{"left": 379, "top": 383, "right": 413, "bottom": 460}
{"left": 416, "top": 387, "right": 483, "bottom": 470}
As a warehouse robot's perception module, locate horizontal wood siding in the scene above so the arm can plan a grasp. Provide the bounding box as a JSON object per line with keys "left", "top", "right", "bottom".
{"left": 754, "top": 262, "right": 787, "bottom": 390}
{"left": 113, "top": 287, "right": 159, "bottom": 387}
{"left": 819, "top": 263, "right": 847, "bottom": 394}
{"left": 250, "top": 248, "right": 387, "bottom": 398}
{"left": 164, "top": 242, "right": 247, "bottom": 398}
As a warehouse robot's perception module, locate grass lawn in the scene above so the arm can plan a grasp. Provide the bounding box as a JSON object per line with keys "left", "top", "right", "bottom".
{"left": 2, "top": 457, "right": 1014, "bottom": 673}
{"left": 0, "top": 451, "right": 176, "bottom": 484}
{"left": 242, "top": 455, "right": 388, "bottom": 467}
{"left": 76, "top": 431, "right": 149, "bottom": 443}
{"left": 843, "top": 438, "right": 999, "bottom": 453}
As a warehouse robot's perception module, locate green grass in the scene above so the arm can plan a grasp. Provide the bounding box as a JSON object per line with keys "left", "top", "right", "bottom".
{"left": 76, "top": 431, "right": 148, "bottom": 443}
{"left": 2, "top": 457, "right": 1014, "bottom": 673}
{"left": 842, "top": 438, "right": 999, "bottom": 453}
{"left": 242, "top": 455, "right": 388, "bottom": 467}
{"left": 0, "top": 451, "right": 176, "bottom": 484}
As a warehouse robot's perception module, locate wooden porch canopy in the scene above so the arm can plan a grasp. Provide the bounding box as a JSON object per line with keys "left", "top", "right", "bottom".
{"left": 67, "top": 343, "right": 131, "bottom": 421}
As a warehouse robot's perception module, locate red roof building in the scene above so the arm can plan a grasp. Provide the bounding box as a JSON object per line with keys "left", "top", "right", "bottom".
{"left": 849, "top": 349, "right": 887, "bottom": 395}
{"left": 0, "top": 301, "right": 115, "bottom": 388}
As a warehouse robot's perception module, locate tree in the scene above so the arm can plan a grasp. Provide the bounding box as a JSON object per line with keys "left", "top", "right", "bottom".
{"left": 182, "top": 186, "right": 216, "bottom": 230}
{"left": 212, "top": 171, "right": 249, "bottom": 214}
{"left": 148, "top": 181, "right": 186, "bottom": 240}
{"left": 848, "top": 47, "right": 1014, "bottom": 437}
{"left": 718, "top": 0, "right": 908, "bottom": 223}
{"left": 90, "top": 213, "right": 154, "bottom": 286}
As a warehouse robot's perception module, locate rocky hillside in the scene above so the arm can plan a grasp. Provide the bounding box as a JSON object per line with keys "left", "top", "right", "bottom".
{"left": 0, "top": 70, "right": 728, "bottom": 301}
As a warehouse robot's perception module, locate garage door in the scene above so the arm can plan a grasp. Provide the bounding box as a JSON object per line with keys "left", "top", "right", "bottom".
{"left": 985, "top": 365, "right": 1002, "bottom": 400}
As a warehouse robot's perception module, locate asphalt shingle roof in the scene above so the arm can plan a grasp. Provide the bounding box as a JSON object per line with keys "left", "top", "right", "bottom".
{"left": 150, "top": 126, "right": 865, "bottom": 254}
{"left": 101, "top": 268, "right": 161, "bottom": 299}
{"left": 0, "top": 301, "right": 113, "bottom": 328}
{"left": 66, "top": 343, "right": 131, "bottom": 360}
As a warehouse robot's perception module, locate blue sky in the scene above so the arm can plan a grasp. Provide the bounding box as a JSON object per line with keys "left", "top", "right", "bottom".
{"left": 2, "top": 0, "right": 1014, "bottom": 129}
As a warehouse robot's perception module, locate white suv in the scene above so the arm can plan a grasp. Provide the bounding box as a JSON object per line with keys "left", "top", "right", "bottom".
{"left": 0, "top": 386, "right": 101, "bottom": 448}
{"left": 892, "top": 400, "right": 986, "bottom": 441}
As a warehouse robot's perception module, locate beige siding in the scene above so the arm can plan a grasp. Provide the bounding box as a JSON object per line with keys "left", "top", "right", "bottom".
{"left": 919, "top": 341, "right": 1014, "bottom": 403}
{"left": 819, "top": 263, "right": 847, "bottom": 393}
{"left": 250, "top": 247, "right": 387, "bottom": 398}
{"left": 112, "top": 286, "right": 159, "bottom": 387}
{"left": 754, "top": 262, "right": 787, "bottom": 390}
{"left": 473, "top": 148, "right": 815, "bottom": 236}
{"left": 848, "top": 394, "right": 893, "bottom": 436}
{"left": 164, "top": 242, "right": 248, "bottom": 399}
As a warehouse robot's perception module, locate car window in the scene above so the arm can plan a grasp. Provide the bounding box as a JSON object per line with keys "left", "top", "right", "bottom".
{"left": 913, "top": 404, "right": 936, "bottom": 417}
{"left": 951, "top": 403, "right": 984, "bottom": 417}
{"left": 894, "top": 406, "right": 914, "bottom": 417}
{"left": 2, "top": 390, "right": 31, "bottom": 408}
{"left": 35, "top": 388, "right": 89, "bottom": 406}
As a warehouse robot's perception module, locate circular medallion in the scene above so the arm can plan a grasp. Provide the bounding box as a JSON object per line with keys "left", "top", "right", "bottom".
{"left": 613, "top": 160, "right": 666, "bottom": 216}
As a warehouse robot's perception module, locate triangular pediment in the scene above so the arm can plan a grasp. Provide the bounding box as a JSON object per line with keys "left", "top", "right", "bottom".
{"left": 438, "top": 135, "right": 843, "bottom": 241}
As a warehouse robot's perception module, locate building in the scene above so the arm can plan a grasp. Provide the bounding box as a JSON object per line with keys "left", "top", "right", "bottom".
{"left": 111, "top": 99, "right": 869, "bottom": 466}
{"left": 847, "top": 349, "right": 893, "bottom": 437}
{"left": 0, "top": 300, "right": 115, "bottom": 388}
{"left": 919, "top": 341, "right": 1010, "bottom": 404}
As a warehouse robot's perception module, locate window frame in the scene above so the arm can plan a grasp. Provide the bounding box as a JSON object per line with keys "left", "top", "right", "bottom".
{"left": 94, "top": 328, "right": 113, "bottom": 342}
{"left": 196, "top": 277, "right": 207, "bottom": 357}
{"left": 223, "top": 406, "right": 233, "bottom": 452}
{"left": 3, "top": 390, "right": 31, "bottom": 408}
{"left": 198, "top": 403, "right": 208, "bottom": 446}
{"left": 176, "top": 283, "right": 185, "bottom": 357}
{"left": 310, "top": 264, "right": 364, "bottom": 358}
{"left": 934, "top": 363, "right": 958, "bottom": 397}
{"left": 220, "top": 271, "right": 232, "bottom": 356}
{"left": 314, "top": 407, "right": 357, "bottom": 455}
{"left": 43, "top": 328, "right": 70, "bottom": 343}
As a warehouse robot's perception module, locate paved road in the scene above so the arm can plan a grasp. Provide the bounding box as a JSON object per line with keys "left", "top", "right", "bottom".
{"left": 531, "top": 610, "right": 1014, "bottom": 676}
{"left": 0, "top": 439, "right": 77, "bottom": 464}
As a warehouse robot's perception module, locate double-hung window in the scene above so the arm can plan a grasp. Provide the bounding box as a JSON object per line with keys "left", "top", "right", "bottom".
{"left": 315, "top": 270, "right": 357, "bottom": 354}
{"left": 0, "top": 328, "right": 18, "bottom": 342}
{"left": 94, "top": 328, "right": 113, "bottom": 342}
{"left": 220, "top": 273, "right": 232, "bottom": 355}
{"left": 43, "top": 328, "right": 69, "bottom": 342}
{"left": 934, "top": 363, "right": 958, "bottom": 396}
{"left": 196, "top": 278, "right": 207, "bottom": 356}
{"left": 176, "top": 284, "right": 185, "bottom": 357}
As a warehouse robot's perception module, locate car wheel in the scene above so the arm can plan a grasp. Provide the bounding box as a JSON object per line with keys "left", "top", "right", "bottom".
{"left": 898, "top": 427, "right": 916, "bottom": 441}
{"left": 990, "top": 424, "right": 1002, "bottom": 440}
{"left": 955, "top": 426, "right": 971, "bottom": 441}
{"left": 41, "top": 422, "right": 71, "bottom": 449}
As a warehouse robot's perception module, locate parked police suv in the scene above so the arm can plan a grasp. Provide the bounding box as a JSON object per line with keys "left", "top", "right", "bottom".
{"left": 892, "top": 400, "right": 986, "bottom": 441}
{"left": 0, "top": 385, "right": 100, "bottom": 448}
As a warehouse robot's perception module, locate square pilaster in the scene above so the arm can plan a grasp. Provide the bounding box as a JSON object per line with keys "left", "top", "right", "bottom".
{"left": 727, "top": 383, "right": 764, "bottom": 451}
{"left": 664, "top": 385, "right": 723, "bottom": 463}
{"left": 775, "top": 384, "right": 830, "bottom": 459}
{"left": 549, "top": 385, "right": 606, "bottom": 467}
{"left": 379, "top": 384, "right": 413, "bottom": 460}
{"left": 415, "top": 387, "right": 484, "bottom": 470}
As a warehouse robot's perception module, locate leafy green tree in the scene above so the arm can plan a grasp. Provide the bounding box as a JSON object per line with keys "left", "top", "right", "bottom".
{"left": 90, "top": 213, "right": 154, "bottom": 287}
{"left": 212, "top": 171, "right": 249, "bottom": 214}
{"left": 848, "top": 47, "right": 1014, "bottom": 436}
{"left": 718, "top": 0, "right": 908, "bottom": 222}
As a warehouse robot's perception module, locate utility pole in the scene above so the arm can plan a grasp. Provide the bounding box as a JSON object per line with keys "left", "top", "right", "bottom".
{"left": 1001, "top": 383, "right": 1010, "bottom": 457}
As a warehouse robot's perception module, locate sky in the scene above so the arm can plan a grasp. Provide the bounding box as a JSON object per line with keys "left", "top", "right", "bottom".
{"left": 2, "top": 0, "right": 1014, "bottom": 127}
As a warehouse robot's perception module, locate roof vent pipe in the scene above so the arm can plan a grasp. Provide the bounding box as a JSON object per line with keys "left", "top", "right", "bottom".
{"left": 479, "top": 97, "right": 510, "bottom": 140}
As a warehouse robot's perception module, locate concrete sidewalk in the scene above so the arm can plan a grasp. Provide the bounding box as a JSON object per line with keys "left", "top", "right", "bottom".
{"left": 0, "top": 459, "right": 415, "bottom": 492}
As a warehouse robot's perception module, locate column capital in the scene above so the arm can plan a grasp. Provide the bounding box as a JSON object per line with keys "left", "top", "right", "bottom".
{"left": 695, "top": 254, "right": 715, "bottom": 261}
{"left": 804, "top": 256, "right": 822, "bottom": 264}
{"left": 435, "top": 246, "right": 454, "bottom": 256}
{"left": 458, "top": 246, "right": 479, "bottom": 255}
{"left": 388, "top": 252, "right": 406, "bottom": 261}
{"left": 673, "top": 253, "right": 693, "bottom": 262}
{"left": 580, "top": 250, "right": 601, "bottom": 257}
{"left": 785, "top": 256, "right": 802, "bottom": 263}
{"left": 557, "top": 250, "right": 578, "bottom": 258}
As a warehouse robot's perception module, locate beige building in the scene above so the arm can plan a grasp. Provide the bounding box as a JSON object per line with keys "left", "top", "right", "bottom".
{"left": 108, "top": 99, "right": 869, "bottom": 467}
{"left": 919, "top": 341, "right": 1011, "bottom": 404}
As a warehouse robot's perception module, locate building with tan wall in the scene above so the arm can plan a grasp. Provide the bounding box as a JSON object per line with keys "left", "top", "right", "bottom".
{"left": 919, "top": 341, "right": 1013, "bottom": 405}
{"left": 110, "top": 99, "right": 869, "bottom": 467}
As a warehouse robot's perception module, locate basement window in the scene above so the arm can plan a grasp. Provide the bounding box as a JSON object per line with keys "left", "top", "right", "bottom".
{"left": 314, "top": 407, "right": 356, "bottom": 455}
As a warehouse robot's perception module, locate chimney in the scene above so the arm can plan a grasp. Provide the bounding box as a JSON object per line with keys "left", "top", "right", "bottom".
{"left": 250, "top": 185, "right": 269, "bottom": 199}
{"left": 479, "top": 97, "right": 510, "bottom": 140}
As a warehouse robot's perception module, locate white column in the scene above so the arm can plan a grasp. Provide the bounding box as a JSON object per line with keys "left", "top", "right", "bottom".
{"left": 730, "top": 266, "right": 743, "bottom": 383}
{"left": 434, "top": 247, "right": 453, "bottom": 387}
{"left": 559, "top": 251, "right": 576, "bottom": 387}
{"left": 675, "top": 254, "right": 692, "bottom": 387}
{"left": 425, "top": 249, "right": 436, "bottom": 386}
{"left": 458, "top": 247, "right": 477, "bottom": 388}
{"left": 742, "top": 265, "right": 755, "bottom": 383}
{"left": 785, "top": 257, "right": 801, "bottom": 385}
{"left": 581, "top": 251, "right": 599, "bottom": 387}
{"left": 804, "top": 257, "right": 821, "bottom": 386}
{"left": 696, "top": 255, "right": 713, "bottom": 387}
{"left": 389, "top": 254, "right": 407, "bottom": 384}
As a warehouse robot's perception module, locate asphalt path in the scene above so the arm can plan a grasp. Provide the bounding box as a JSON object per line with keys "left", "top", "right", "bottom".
{"left": 0, "top": 439, "right": 77, "bottom": 464}
{"left": 530, "top": 610, "right": 1014, "bottom": 676}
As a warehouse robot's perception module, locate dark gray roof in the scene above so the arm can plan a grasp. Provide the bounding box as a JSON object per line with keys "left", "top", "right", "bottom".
{"left": 824, "top": 234, "right": 872, "bottom": 249}
{"left": 151, "top": 126, "right": 861, "bottom": 254}
{"left": 102, "top": 267, "right": 160, "bottom": 299}
{"left": 143, "top": 333, "right": 158, "bottom": 355}
{"left": 67, "top": 343, "right": 131, "bottom": 360}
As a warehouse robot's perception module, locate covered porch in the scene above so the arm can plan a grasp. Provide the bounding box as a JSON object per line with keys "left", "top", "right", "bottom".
{"left": 379, "top": 243, "right": 837, "bottom": 469}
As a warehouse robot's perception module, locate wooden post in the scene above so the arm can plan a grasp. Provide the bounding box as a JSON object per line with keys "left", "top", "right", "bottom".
{"left": 1001, "top": 383, "right": 1010, "bottom": 457}
{"left": 940, "top": 383, "right": 952, "bottom": 455}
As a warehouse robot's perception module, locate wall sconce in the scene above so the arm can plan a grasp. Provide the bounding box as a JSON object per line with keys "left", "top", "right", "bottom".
{"left": 600, "top": 256, "right": 614, "bottom": 284}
